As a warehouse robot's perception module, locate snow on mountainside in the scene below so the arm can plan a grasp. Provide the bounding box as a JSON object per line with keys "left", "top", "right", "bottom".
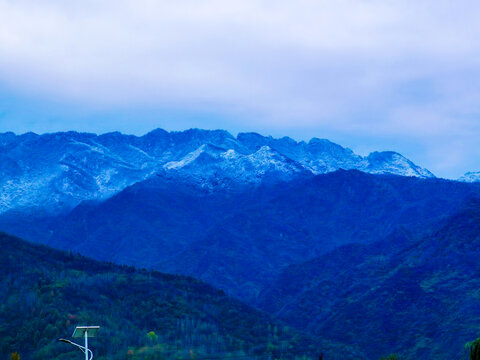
{"left": 361, "top": 151, "right": 434, "bottom": 178}
{"left": 163, "top": 144, "right": 306, "bottom": 188}
{"left": 0, "top": 129, "right": 434, "bottom": 214}
{"left": 236, "top": 133, "right": 434, "bottom": 177}
{"left": 459, "top": 171, "right": 480, "bottom": 183}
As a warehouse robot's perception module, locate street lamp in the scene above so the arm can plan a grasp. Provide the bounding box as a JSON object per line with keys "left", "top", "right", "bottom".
{"left": 59, "top": 326, "right": 100, "bottom": 360}
{"left": 59, "top": 338, "right": 93, "bottom": 360}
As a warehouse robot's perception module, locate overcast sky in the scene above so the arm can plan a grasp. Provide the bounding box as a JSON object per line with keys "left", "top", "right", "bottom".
{"left": 1, "top": 0, "right": 480, "bottom": 178}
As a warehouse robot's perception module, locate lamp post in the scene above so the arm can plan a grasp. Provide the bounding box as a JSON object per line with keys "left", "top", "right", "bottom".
{"left": 59, "top": 326, "right": 100, "bottom": 360}
{"left": 59, "top": 338, "right": 93, "bottom": 360}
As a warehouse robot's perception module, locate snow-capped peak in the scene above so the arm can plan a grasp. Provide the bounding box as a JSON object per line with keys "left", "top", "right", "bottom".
{"left": 163, "top": 143, "right": 225, "bottom": 170}
{"left": 458, "top": 171, "right": 480, "bottom": 183}
{"left": 363, "top": 151, "right": 435, "bottom": 178}
{"left": 161, "top": 144, "right": 304, "bottom": 189}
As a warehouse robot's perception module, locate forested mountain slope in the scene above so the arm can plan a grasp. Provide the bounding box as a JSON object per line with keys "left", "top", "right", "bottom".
{"left": 0, "top": 233, "right": 349, "bottom": 360}
{"left": 257, "top": 200, "right": 480, "bottom": 359}
{"left": 9, "top": 170, "right": 478, "bottom": 302}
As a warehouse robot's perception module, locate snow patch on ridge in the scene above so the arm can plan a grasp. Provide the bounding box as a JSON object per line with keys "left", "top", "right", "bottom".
{"left": 459, "top": 171, "right": 480, "bottom": 183}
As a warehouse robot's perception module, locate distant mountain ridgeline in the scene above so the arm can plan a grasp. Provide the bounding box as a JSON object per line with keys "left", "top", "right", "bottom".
{"left": 257, "top": 199, "right": 480, "bottom": 359}
{"left": 0, "top": 128, "right": 433, "bottom": 215}
{"left": 460, "top": 171, "right": 480, "bottom": 183}
{"left": 0, "top": 233, "right": 349, "bottom": 360}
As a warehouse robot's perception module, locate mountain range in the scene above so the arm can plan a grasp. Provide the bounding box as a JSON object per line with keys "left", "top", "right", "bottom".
{"left": 2, "top": 128, "right": 480, "bottom": 359}
{"left": 0, "top": 129, "right": 434, "bottom": 215}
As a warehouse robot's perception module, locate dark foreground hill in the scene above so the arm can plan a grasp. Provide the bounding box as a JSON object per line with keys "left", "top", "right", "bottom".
{"left": 257, "top": 200, "right": 480, "bottom": 359}
{"left": 0, "top": 233, "right": 360, "bottom": 360}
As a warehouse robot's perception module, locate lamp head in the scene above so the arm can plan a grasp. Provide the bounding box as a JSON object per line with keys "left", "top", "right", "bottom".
{"left": 73, "top": 326, "right": 100, "bottom": 338}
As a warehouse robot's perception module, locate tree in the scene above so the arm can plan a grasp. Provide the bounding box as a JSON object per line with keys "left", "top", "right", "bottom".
{"left": 466, "top": 337, "right": 480, "bottom": 360}
{"left": 11, "top": 352, "right": 20, "bottom": 360}
{"left": 146, "top": 331, "right": 159, "bottom": 345}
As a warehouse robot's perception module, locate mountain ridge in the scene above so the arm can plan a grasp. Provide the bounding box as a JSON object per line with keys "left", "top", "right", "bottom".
{"left": 0, "top": 128, "right": 433, "bottom": 214}
{"left": 459, "top": 171, "right": 480, "bottom": 183}
{"left": 4, "top": 170, "right": 478, "bottom": 304}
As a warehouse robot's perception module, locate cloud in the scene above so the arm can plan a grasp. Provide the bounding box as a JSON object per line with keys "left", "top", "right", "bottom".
{"left": 0, "top": 0, "right": 480, "bottom": 177}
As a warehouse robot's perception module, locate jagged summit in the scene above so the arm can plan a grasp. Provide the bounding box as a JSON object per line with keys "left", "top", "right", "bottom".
{"left": 0, "top": 128, "right": 434, "bottom": 213}
{"left": 364, "top": 151, "right": 435, "bottom": 178}
{"left": 459, "top": 171, "right": 480, "bottom": 183}
{"left": 162, "top": 144, "right": 306, "bottom": 189}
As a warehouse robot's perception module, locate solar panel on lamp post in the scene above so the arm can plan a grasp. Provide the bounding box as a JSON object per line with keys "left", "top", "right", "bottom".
{"left": 59, "top": 326, "right": 100, "bottom": 360}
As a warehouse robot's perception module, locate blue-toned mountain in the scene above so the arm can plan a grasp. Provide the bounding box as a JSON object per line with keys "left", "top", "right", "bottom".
{"left": 4, "top": 170, "right": 478, "bottom": 304}
{"left": 0, "top": 128, "right": 479, "bottom": 360}
{"left": 257, "top": 199, "right": 480, "bottom": 359}
{"left": 0, "top": 129, "right": 433, "bottom": 215}
{"left": 459, "top": 171, "right": 480, "bottom": 183}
